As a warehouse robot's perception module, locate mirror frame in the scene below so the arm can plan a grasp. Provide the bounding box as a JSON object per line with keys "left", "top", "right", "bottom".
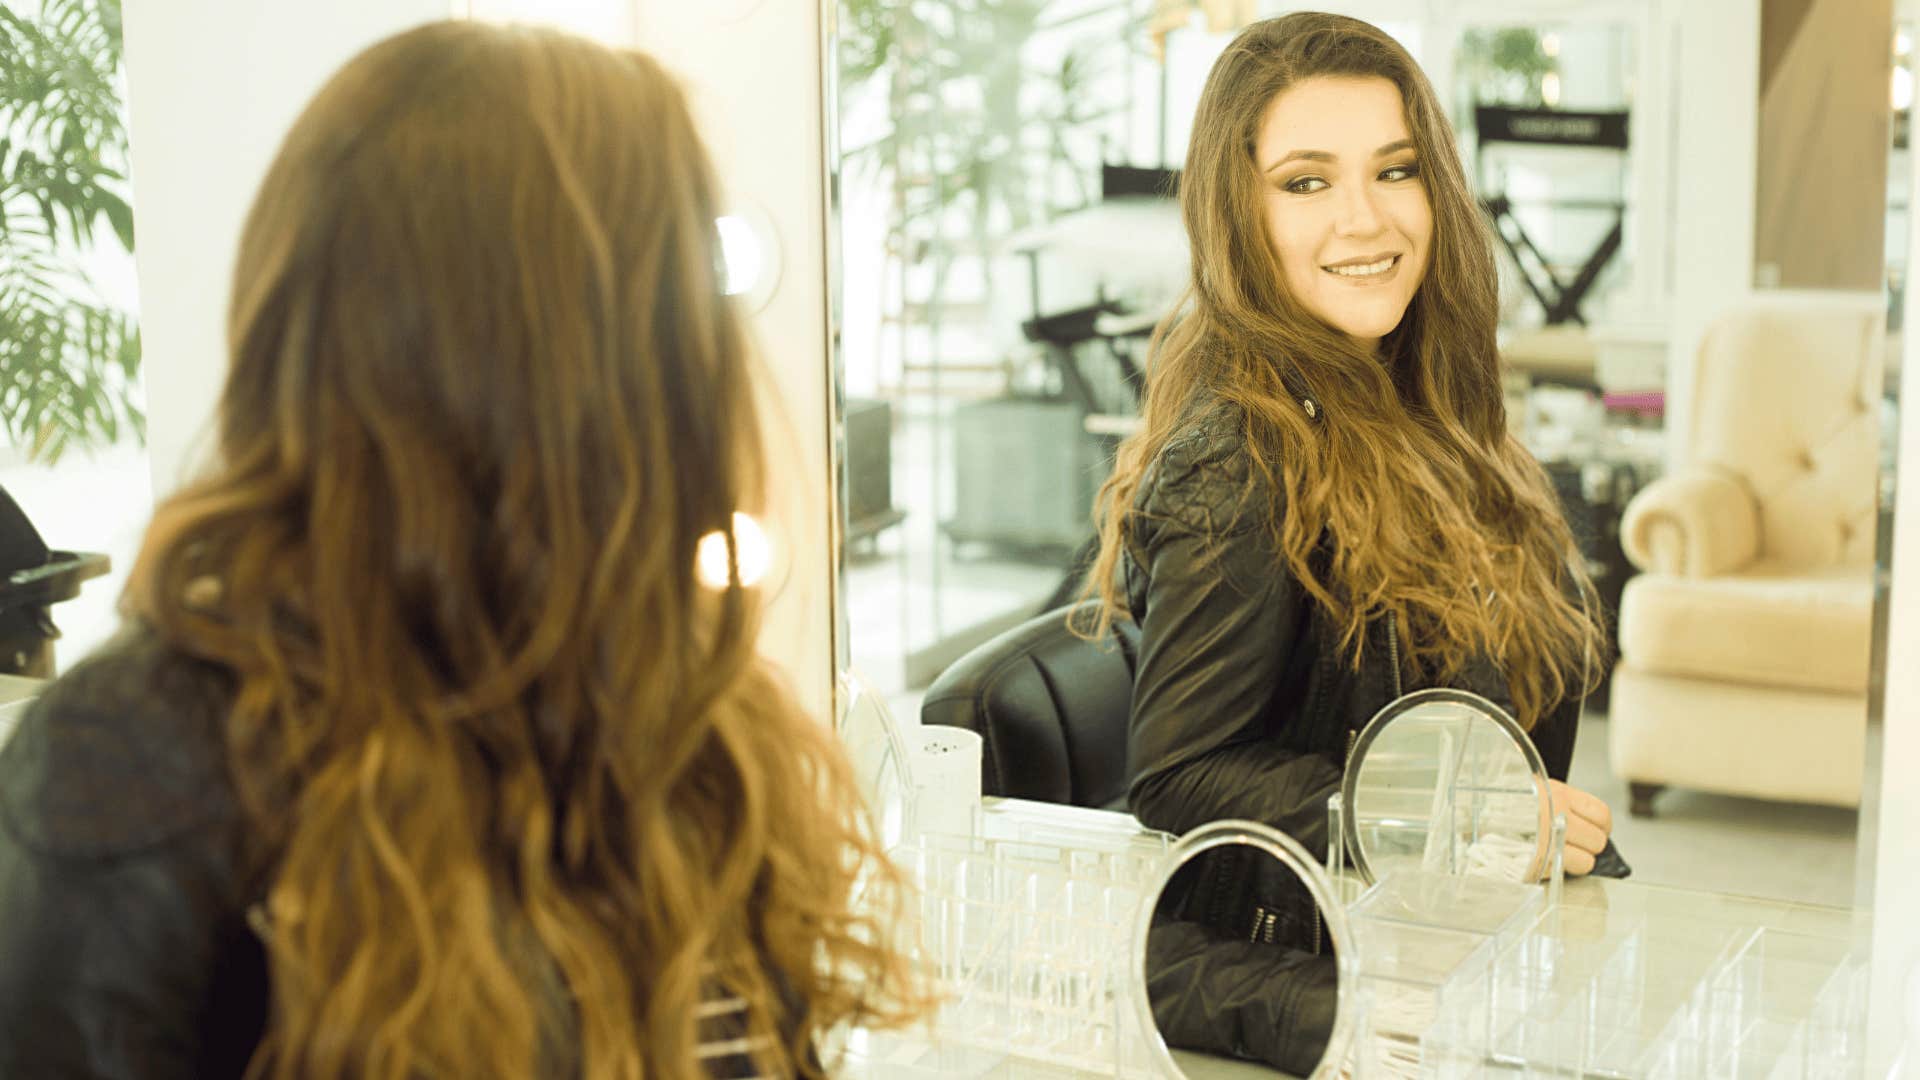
{"left": 1127, "top": 819, "right": 1363, "bottom": 1079}
{"left": 1340, "top": 687, "right": 1553, "bottom": 886}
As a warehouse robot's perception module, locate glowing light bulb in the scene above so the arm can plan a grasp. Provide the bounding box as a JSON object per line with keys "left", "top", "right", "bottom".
{"left": 1541, "top": 72, "right": 1562, "bottom": 108}
{"left": 716, "top": 215, "right": 763, "bottom": 297}
{"left": 696, "top": 512, "right": 773, "bottom": 589}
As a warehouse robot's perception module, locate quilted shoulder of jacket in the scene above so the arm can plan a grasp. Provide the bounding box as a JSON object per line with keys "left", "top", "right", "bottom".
{"left": 1132, "top": 402, "right": 1278, "bottom": 541}
{"left": 0, "top": 627, "right": 240, "bottom": 858}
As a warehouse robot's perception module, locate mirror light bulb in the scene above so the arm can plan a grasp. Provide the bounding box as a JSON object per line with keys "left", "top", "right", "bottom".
{"left": 717, "top": 214, "right": 763, "bottom": 297}
{"left": 696, "top": 512, "right": 772, "bottom": 589}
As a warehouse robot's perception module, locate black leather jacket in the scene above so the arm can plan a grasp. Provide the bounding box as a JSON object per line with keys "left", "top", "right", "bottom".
{"left": 1120, "top": 400, "right": 1580, "bottom": 1073}
{"left": 0, "top": 631, "right": 266, "bottom": 1078}
{"left": 0, "top": 630, "right": 774, "bottom": 1078}
{"left": 1120, "top": 400, "right": 1578, "bottom": 850}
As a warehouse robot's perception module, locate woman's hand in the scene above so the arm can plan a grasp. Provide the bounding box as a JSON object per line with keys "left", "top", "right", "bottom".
{"left": 1547, "top": 779, "right": 1613, "bottom": 876}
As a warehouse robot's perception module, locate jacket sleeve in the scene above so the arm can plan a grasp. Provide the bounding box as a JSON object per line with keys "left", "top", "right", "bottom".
{"left": 0, "top": 688, "right": 254, "bottom": 1079}
{"left": 1124, "top": 432, "right": 1342, "bottom": 850}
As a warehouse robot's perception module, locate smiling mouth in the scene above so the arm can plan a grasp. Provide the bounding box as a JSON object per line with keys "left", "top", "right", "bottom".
{"left": 1322, "top": 254, "right": 1400, "bottom": 279}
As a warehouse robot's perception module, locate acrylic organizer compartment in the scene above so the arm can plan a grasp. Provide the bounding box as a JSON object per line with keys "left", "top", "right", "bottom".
{"left": 1638, "top": 928, "right": 1870, "bottom": 1080}
{"left": 846, "top": 824, "right": 1174, "bottom": 1077}
{"left": 1345, "top": 869, "right": 1546, "bottom": 1079}
{"left": 1483, "top": 908, "right": 1750, "bottom": 1077}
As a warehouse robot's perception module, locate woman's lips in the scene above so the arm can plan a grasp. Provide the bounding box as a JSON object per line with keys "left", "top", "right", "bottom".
{"left": 1322, "top": 253, "right": 1401, "bottom": 284}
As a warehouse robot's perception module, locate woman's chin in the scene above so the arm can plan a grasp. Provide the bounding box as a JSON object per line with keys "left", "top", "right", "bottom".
{"left": 1326, "top": 314, "right": 1405, "bottom": 346}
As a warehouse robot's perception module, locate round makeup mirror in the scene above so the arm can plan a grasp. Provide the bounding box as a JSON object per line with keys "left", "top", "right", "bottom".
{"left": 1130, "top": 820, "right": 1360, "bottom": 1078}
{"left": 1341, "top": 688, "right": 1552, "bottom": 886}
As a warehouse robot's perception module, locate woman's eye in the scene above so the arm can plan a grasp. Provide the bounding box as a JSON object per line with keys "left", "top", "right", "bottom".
{"left": 1284, "top": 176, "right": 1328, "bottom": 195}
{"left": 1380, "top": 162, "right": 1421, "bottom": 182}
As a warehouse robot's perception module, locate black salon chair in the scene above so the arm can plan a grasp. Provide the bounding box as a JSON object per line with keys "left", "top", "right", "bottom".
{"left": 920, "top": 601, "right": 1140, "bottom": 811}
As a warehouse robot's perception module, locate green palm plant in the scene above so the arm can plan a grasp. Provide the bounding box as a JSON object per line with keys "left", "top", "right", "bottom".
{"left": 0, "top": 0, "right": 141, "bottom": 463}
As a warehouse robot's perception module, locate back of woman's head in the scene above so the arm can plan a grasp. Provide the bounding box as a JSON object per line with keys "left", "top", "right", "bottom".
{"left": 128, "top": 21, "right": 924, "bottom": 1078}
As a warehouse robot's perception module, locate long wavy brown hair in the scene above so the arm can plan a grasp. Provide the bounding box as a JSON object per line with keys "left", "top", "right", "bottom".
{"left": 1087, "top": 13, "right": 1605, "bottom": 727}
{"left": 124, "top": 21, "right": 927, "bottom": 1079}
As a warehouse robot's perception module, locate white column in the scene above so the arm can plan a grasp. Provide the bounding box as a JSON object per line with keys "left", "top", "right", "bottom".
{"left": 631, "top": 1, "right": 836, "bottom": 718}
{"left": 1661, "top": 0, "right": 1759, "bottom": 467}
{"left": 122, "top": 0, "right": 450, "bottom": 498}
{"left": 1868, "top": 123, "right": 1920, "bottom": 1077}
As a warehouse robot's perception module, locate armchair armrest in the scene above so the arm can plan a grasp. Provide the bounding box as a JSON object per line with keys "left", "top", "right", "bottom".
{"left": 1620, "top": 467, "right": 1761, "bottom": 577}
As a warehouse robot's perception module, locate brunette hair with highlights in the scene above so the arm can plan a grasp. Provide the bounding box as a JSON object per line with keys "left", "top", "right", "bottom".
{"left": 125, "top": 21, "right": 927, "bottom": 1080}
{"left": 1086, "top": 12, "right": 1606, "bottom": 726}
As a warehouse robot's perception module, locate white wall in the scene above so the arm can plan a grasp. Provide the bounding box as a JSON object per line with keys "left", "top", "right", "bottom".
{"left": 122, "top": 0, "right": 450, "bottom": 497}
{"left": 630, "top": 1, "right": 835, "bottom": 718}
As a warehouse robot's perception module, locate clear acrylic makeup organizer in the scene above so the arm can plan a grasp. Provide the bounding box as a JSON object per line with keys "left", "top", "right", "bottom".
{"left": 836, "top": 674, "right": 1872, "bottom": 1078}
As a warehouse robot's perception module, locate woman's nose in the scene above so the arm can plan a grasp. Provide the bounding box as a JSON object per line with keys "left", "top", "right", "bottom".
{"left": 1334, "top": 182, "right": 1386, "bottom": 238}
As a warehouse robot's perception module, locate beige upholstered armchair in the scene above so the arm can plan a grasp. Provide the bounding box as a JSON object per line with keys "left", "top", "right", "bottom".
{"left": 1610, "top": 295, "right": 1884, "bottom": 816}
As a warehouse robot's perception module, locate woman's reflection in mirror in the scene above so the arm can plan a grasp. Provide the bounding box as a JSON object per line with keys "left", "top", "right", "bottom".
{"left": 1076, "top": 10, "right": 1619, "bottom": 1067}
{"left": 1148, "top": 847, "right": 1339, "bottom": 1075}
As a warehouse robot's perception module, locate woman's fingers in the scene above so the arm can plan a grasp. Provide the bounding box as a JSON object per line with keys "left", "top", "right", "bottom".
{"left": 1547, "top": 780, "right": 1614, "bottom": 842}
{"left": 1563, "top": 842, "right": 1597, "bottom": 876}
{"left": 1544, "top": 779, "right": 1614, "bottom": 878}
{"left": 1558, "top": 784, "right": 1613, "bottom": 836}
{"left": 1562, "top": 813, "right": 1608, "bottom": 859}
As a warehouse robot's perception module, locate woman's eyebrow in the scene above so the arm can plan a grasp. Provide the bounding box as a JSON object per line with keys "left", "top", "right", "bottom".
{"left": 1263, "top": 138, "right": 1416, "bottom": 174}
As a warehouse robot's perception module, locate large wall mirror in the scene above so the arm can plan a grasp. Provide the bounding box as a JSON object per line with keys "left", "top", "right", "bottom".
{"left": 827, "top": 0, "right": 1907, "bottom": 1000}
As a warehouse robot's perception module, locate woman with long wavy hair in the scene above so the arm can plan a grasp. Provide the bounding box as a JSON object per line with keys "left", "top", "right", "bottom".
{"left": 0, "top": 21, "right": 926, "bottom": 1079}
{"left": 1084, "top": 13, "right": 1617, "bottom": 872}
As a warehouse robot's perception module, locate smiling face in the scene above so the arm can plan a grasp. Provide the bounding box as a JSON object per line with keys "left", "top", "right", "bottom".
{"left": 1255, "top": 75, "right": 1433, "bottom": 349}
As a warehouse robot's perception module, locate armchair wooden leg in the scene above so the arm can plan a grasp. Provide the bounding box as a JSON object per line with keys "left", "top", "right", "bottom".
{"left": 1628, "top": 782, "right": 1666, "bottom": 819}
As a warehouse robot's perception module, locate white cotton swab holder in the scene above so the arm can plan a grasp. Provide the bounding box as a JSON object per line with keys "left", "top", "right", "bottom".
{"left": 907, "top": 725, "right": 982, "bottom": 838}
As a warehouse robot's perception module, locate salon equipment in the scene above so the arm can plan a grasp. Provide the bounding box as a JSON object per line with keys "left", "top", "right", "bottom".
{"left": 921, "top": 601, "right": 1138, "bottom": 811}
{"left": 0, "top": 485, "right": 108, "bottom": 678}
{"left": 1474, "top": 106, "right": 1630, "bottom": 327}
{"left": 946, "top": 397, "right": 1105, "bottom": 553}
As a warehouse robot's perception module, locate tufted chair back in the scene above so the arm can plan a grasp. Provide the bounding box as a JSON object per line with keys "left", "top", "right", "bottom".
{"left": 1686, "top": 294, "right": 1885, "bottom": 570}
{"left": 921, "top": 602, "right": 1140, "bottom": 811}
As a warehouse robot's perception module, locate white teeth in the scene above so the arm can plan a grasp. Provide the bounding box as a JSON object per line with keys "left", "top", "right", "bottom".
{"left": 1325, "top": 256, "right": 1396, "bottom": 277}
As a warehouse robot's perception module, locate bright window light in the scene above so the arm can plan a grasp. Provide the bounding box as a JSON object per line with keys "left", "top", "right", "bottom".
{"left": 1541, "top": 72, "right": 1562, "bottom": 109}
{"left": 696, "top": 512, "right": 772, "bottom": 589}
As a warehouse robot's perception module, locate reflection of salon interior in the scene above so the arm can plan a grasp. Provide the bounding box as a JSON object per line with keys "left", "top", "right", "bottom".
{"left": 842, "top": 0, "right": 1905, "bottom": 911}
